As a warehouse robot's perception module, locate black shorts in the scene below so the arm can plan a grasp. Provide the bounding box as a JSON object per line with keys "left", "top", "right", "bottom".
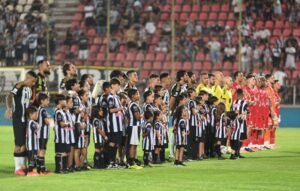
{"left": 39, "top": 139, "right": 48, "bottom": 150}
{"left": 94, "top": 143, "right": 105, "bottom": 149}
{"left": 55, "top": 143, "right": 66, "bottom": 153}
{"left": 107, "top": 132, "right": 122, "bottom": 144}
{"left": 12, "top": 120, "right": 26, "bottom": 146}
{"left": 240, "top": 132, "right": 247, "bottom": 140}
{"left": 65, "top": 144, "right": 71, "bottom": 153}
{"left": 216, "top": 138, "right": 227, "bottom": 145}
{"left": 120, "top": 136, "right": 127, "bottom": 147}
{"left": 196, "top": 136, "right": 205, "bottom": 143}
{"left": 230, "top": 140, "right": 239, "bottom": 151}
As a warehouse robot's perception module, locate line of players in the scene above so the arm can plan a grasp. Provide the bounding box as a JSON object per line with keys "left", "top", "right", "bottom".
{"left": 6, "top": 61, "right": 281, "bottom": 175}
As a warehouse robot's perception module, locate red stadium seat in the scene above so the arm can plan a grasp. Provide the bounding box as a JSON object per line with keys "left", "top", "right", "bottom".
{"left": 88, "top": 52, "right": 97, "bottom": 62}
{"left": 126, "top": 52, "right": 136, "bottom": 61}
{"left": 199, "top": 13, "right": 208, "bottom": 20}
{"left": 265, "top": 21, "right": 274, "bottom": 29}
{"left": 132, "top": 62, "right": 140, "bottom": 68}
{"left": 176, "top": 0, "right": 184, "bottom": 4}
{"left": 55, "top": 53, "right": 65, "bottom": 61}
{"left": 162, "top": 4, "right": 171, "bottom": 12}
{"left": 209, "top": 12, "right": 218, "bottom": 20}
{"left": 175, "top": 5, "right": 181, "bottom": 12}
{"left": 211, "top": 5, "right": 220, "bottom": 12}
{"left": 116, "top": 53, "right": 125, "bottom": 61}
{"left": 108, "top": 53, "right": 116, "bottom": 61}
{"left": 226, "top": 21, "right": 236, "bottom": 28}
{"left": 273, "top": 29, "right": 281, "bottom": 37}
{"left": 293, "top": 29, "right": 300, "bottom": 37}
{"left": 221, "top": 4, "right": 230, "bottom": 12}
{"left": 93, "top": 37, "right": 102, "bottom": 45}
{"left": 255, "top": 21, "right": 264, "bottom": 29}
{"left": 87, "top": 28, "right": 96, "bottom": 36}
{"left": 190, "top": 12, "right": 198, "bottom": 20}
{"left": 223, "top": 62, "right": 233, "bottom": 69}
{"left": 192, "top": 5, "right": 200, "bottom": 12}
{"left": 202, "top": 62, "right": 212, "bottom": 70}
{"left": 227, "top": 13, "right": 235, "bottom": 20}
{"left": 194, "top": 62, "right": 202, "bottom": 70}
{"left": 89, "top": 45, "right": 99, "bottom": 53}
{"left": 163, "top": 62, "right": 171, "bottom": 70}
{"left": 70, "top": 45, "right": 79, "bottom": 53}
{"left": 156, "top": 53, "right": 166, "bottom": 62}
{"left": 123, "top": 62, "right": 132, "bottom": 68}
{"left": 96, "top": 53, "right": 105, "bottom": 61}
{"left": 77, "top": 4, "right": 84, "bottom": 12}
{"left": 183, "top": 62, "right": 192, "bottom": 70}
{"left": 143, "top": 61, "right": 152, "bottom": 69}
{"left": 283, "top": 29, "right": 292, "bottom": 37}
{"left": 153, "top": 61, "right": 162, "bottom": 70}
{"left": 145, "top": 53, "right": 155, "bottom": 61}
{"left": 202, "top": 4, "right": 210, "bottom": 12}
{"left": 161, "top": 13, "right": 170, "bottom": 21}
{"left": 175, "top": 62, "right": 182, "bottom": 70}
{"left": 179, "top": 13, "right": 188, "bottom": 21}
{"left": 94, "top": 61, "right": 103, "bottom": 66}
{"left": 140, "top": 70, "right": 149, "bottom": 79}
{"left": 213, "top": 63, "right": 222, "bottom": 70}
{"left": 196, "top": 53, "right": 205, "bottom": 61}
{"left": 136, "top": 53, "right": 145, "bottom": 61}
{"left": 182, "top": 5, "right": 191, "bottom": 12}
{"left": 218, "top": 12, "right": 227, "bottom": 21}
{"left": 275, "top": 21, "right": 284, "bottom": 29}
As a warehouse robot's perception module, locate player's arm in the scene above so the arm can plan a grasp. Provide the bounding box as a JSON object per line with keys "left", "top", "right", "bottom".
{"left": 108, "top": 97, "right": 123, "bottom": 113}
{"left": 5, "top": 93, "right": 14, "bottom": 118}
{"left": 42, "top": 110, "right": 51, "bottom": 125}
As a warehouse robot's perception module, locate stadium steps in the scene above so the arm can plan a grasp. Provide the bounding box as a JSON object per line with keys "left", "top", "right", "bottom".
{"left": 50, "top": 0, "right": 78, "bottom": 41}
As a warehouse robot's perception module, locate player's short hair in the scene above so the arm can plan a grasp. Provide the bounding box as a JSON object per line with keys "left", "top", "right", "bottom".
{"left": 118, "top": 92, "right": 128, "bottom": 100}
{"left": 26, "top": 70, "right": 38, "bottom": 78}
{"left": 102, "top": 81, "right": 110, "bottom": 91}
{"left": 55, "top": 94, "right": 66, "bottom": 105}
{"left": 160, "top": 72, "right": 169, "bottom": 80}
{"left": 208, "top": 73, "right": 215, "bottom": 78}
{"left": 110, "top": 70, "right": 123, "bottom": 79}
{"left": 65, "top": 78, "right": 78, "bottom": 91}
{"left": 187, "top": 71, "right": 194, "bottom": 78}
{"left": 78, "top": 89, "right": 87, "bottom": 98}
{"left": 233, "top": 71, "right": 242, "bottom": 80}
{"left": 37, "top": 58, "right": 48, "bottom": 65}
{"left": 26, "top": 106, "right": 38, "bottom": 118}
{"left": 176, "top": 70, "right": 186, "bottom": 81}
{"left": 37, "top": 92, "right": 49, "bottom": 105}
{"left": 199, "top": 90, "right": 208, "bottom": 96}
{"left": 154, "top": 85, "right": 163, "bottom": 94}
{"left": 62, "top": 63, "right": 72, "bottom": 76}
{"left": 265, "top": 74, "right": 272, "bottom": 80}
{"left": 128, "top": 88, "right": 138, "bottom": 99}
{"left": 200, "top": 72, "right": 208, "bottom": 76}
{"left": 80, "top": 74, "right": 91, "bottom": 82}
{"left": 143, "top": 90, "right": 153, "bottom": 101}
{"left": 154, "top": 93, "right": 161, "bottom": 100}
{"left": 187, "top": 87, "right": 196, "bottom": 97}
{"left": 65, "top": 95, "right": 72, "bottom": 102}
{"left": 246, "top": 73, "right": 254, "bottom": 79}
{"left": 110, "top": 78, "right": 121, "bottom": 86}
{"left": 144, "top": 110, "right": 154, "bottom": 121}
{"left": 149, "top": 74, "right": 159, "bottom": 80}
{"left": 126, "top": 70, "right": 136, "bottom": 77}
{"left": 208, "top": 96, "right": 218, "bottom": 105}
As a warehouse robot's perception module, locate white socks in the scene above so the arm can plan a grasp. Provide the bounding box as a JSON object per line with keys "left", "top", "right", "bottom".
{"left": 14, "top": 157, "right": 27, "bottom": 171}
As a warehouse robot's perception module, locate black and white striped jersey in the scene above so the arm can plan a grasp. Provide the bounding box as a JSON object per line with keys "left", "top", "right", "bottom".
{"left": 128, "top": 101, "right": 141, "bottom": 126}
{"left": 188, "top": 99, "right": 198, "bottom": 127}
{"left": 26, "top": 120, "right": 39, "bottom": 151}
{"left": 154, "top": 121, "right": 163, "bottom": 146}
{"left": 107, "top": 94, "right": 123, "bottom": 133}
{"left": 231, "top": 99, "right": 249, "bottom": 115}
{"left": 38, "top": 107, "right": 49, "bottom": 139}
{"left": 175, "top": 119, "right": 187, "bottom": 146}
{"left": 54, "top": 108, "right": 67, "bottom": 144}
{"left": 210, "top": 106, "right": 217, "bottom": 133}
{"left": 93, "top": 118, "right": 105, "bottom": 144}
{"left": 64, "top": 110, "right": 76, "bottom": 144}
{"left": 215, "top": 113, "right": 227, "bottom": 139}
{"left": 230, "top": 119, "right": 241, "bottom": 141}
{"left": 142, "top": 121, "right": 155, "bottom": 151}
{"left": 171, "top": 83, "right": 187, "bottom": 97}
{"left": 142, "top": 103, "right": 154, "bottom": 114}
{"left": 11, "top": 81, "right": 32, "bottom": 123}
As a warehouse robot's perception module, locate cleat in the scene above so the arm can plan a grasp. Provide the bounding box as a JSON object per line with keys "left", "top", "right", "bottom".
{"left": 15, "top": 169, "right": 26, "bottom": 176}
{"left": 27, "top": 171, "right": 39, "bottom": 176}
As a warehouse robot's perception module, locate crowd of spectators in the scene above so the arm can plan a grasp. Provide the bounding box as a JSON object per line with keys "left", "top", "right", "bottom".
{"left": 0, "top": 0, "right": 56, "bottom": 66}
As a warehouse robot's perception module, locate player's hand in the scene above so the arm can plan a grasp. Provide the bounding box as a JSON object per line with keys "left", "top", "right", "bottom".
{"left": 5, "top": 109, "right": 12, "bottom": 119}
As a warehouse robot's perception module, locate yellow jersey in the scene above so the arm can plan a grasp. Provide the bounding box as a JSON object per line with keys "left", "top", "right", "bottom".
{"left": 196, "top": 83, "right": 212, "bottom": 94}
{"left": 221, "top": 87, "right": 233, "bottom": 111}
{"left": 211, "top": 84, "right": 223, "bottom": 100}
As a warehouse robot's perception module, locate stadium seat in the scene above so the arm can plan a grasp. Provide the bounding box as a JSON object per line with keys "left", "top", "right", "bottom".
{"left": 255, "top": 21, "right": 264, "bottom": 29}
{"left": 70, "top": 45, "right": 79, "bottom": 53}
{"left": 223, "top": 62, "right": 233, "bottom": 70}
{"left": 265, "top": 21, "right": 274, "bottom": 29}
{"left": 194, "top": 62, "right": 202, "bottom": 70}
{"left": 89, "top": 45, "right": 99, "bottom": 53}
{"left": 218, "top": 12, "right": 227, "bottom": 21}
{"left": 77, "top": 4, "right": 85, "bottom": 12}
{"left": 18, "top": 0, "right": 27, "bottom": 5}
{"left": 88, "top": 53, "right": 97, "bottom": 62}
{"left": 196, "top": 53, "right": 205, "bottom": 61}
{"left": 73, "top": 13, "right": 83, "bottom": 21}
{"left": 182, "top": 5, "right": 191, "bottom": 12}
{"left": 156, "top": 53, "right": 166, "bottom": 62}
{"left": 209, "top": 12, "right": 218, "bottom": 20}
{"left": 179, "top": 13, "right": 188, "bottom": 21}
{"left": 132, "top": 62, "right": 140, "bottom": 68}
{"left": 293, "top": 29, "right": 300, "bottom": 37}
{"left": 192, "top": 5, "right": 200, "bottom": 12}
{"left": 93, "top": 37, "right": 103, "bottom": 45}
{"left": 211, "top": 4, "right": 220, "bottom": 12}
{"left": 23, "top": 5, "right": 31, "bottom": 12}
{"left": 275, "top": 21, "right": 284, "bottom": 29}
{"left": 116, "top": 53, "right": 126, "bottom": 61}
{"left": 283, "top": 29, "right": 292, "bottom": 37}
{"left": 227, "top": 13, "right": 235, "bottom": 20}
{"left": 190, "top": 13, "right": 198, "bottom": 20}
{"left": 176, "top": 0, "right": 184, "bottom": 4}
{"left": 175, "top": 5, "right": 181, "bottom": 12}
{"left": 140, "top": 70, "right": 150, "bottom": 79}
{"left": 153, "top": 61, "right": 162, "bottom": 70}
{"left": 145, "top": 53, "right": 155, "bottom": 61}
{"left": 163, "top": 62, "right": 171, "bottom": 70}
{"left": 202, "top": 5, "right": 210, "bottom": 12}
{"left": 161, "top": 13, "right": 170, "bottom": 21}
{"left": 175, "top": 62, "right": 182, "bottom": 70}
{"left": 126, "top": 52, "right": 136, "bottom": 61}
{"left": 96, "top": 53, "right": 105, "bottom": 61}
{"left": 162, "top": 4, "right": 171, "bottom": 12}
{"left": 123, "top": 62, "right": 132, "bottom": 68}
{"left": 273, "top": 29, "right": 281, "bottom": 37}
{"left": 87, "top": 28, "right": 96, "bottom": 37}
{"left": 183, "top": 62, "right": 192, "bottom": 70}
{"left": 199, "top": 13, "right": 208, "bottom": 20}
{"left": 202, "top": 62, "right": 212, "bottom": 70}
{"left": 221, "top": 4, "right": 230, "bottom": 12}
{"left": 143, "top": 62, "right": 152, "bottom": 70}
{"left": 136, "top": 53, "right": 145, "bottom": 61}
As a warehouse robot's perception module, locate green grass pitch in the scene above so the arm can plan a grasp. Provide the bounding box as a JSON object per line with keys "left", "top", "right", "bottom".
{"left": 0, "top": 126, "right": 299, "bottom": 191}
